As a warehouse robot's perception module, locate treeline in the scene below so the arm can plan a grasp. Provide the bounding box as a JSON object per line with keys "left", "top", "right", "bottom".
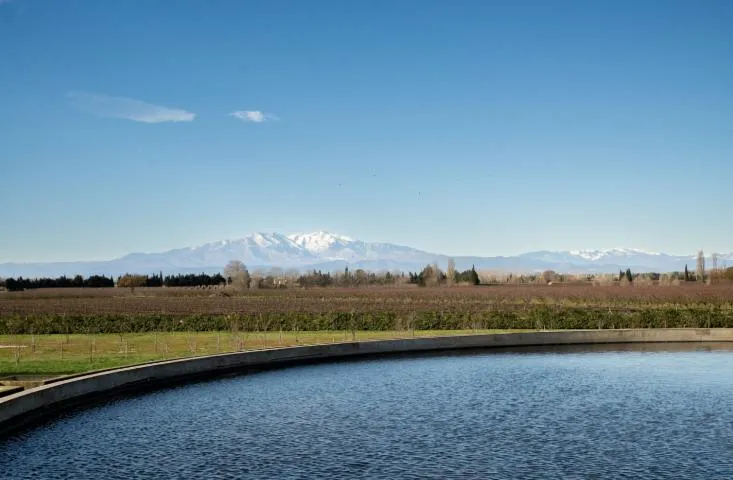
{"left": 117, "top": 273, "right": 227, "bottom": 288}
{"left": 2, "top": 264, "right": 731, "bottom": 292}
{"left": 297, "top": 268, "right": 404, "bottom": 288}
{"left": 3, "top": 275, "right": 115, "bottom": 291}
{"left": 407, "top": 264, "right": 480, "bottom": 286}
{"left": 0, "top": 272, "right": 227, "bottom": 292}
{"left": 293, "top": 265, "right": 479, "bottom": 288}
{"left": 164, "top": 273, "right": 227, "bottom": 287}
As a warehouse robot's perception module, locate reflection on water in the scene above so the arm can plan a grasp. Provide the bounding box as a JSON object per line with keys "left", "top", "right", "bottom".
{"left": 2, "top": 344, "right": 733, "bottom": 479}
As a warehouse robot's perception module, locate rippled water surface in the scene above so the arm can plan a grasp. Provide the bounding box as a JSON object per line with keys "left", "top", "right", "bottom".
{"left": 3, "top": 346, "right": 733, "bottom": 479}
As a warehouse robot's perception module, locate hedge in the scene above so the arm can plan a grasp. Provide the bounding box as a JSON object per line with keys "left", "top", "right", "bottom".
{"left": 1, "top": 306, "right": 731, "bottom": 334}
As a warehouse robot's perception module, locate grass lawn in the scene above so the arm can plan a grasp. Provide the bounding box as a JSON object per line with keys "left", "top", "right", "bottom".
{"left": 0, "top": 329, "right": 530, "bottom": 376}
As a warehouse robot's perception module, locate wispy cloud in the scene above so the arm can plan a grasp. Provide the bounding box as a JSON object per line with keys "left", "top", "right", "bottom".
{"left": 229, "top": 110, "right": 277, "bottom": 123}
{"left": 0, "top": 0, "right": 15, "bottom": 5}
{"left": 68, "top": 91, "right": 196, "bottom": 123}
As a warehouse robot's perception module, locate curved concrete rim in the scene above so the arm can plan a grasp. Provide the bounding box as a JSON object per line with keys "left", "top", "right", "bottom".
{"left": 2, "top": 328, "right": 733, "bottom": 437}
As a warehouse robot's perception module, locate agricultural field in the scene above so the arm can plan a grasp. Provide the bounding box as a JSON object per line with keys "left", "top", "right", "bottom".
{"left": 1, "top": 284, "right": 732, "bottom": 375}
{"left": 2, "top": 283, "right": 733, "bottom": 316}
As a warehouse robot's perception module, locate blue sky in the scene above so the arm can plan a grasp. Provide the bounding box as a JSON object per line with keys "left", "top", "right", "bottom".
{"left": 1, "top": 0, "right": 731, "bottom": 262}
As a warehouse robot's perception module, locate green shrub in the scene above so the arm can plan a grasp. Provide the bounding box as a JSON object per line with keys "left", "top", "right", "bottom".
{"left": 2, "top": 306, "right": 733, "bottom": 334}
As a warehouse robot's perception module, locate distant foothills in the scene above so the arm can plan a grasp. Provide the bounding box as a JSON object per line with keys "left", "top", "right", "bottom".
{"left": 0, "top": 231, "right": 731, "bottom": 280}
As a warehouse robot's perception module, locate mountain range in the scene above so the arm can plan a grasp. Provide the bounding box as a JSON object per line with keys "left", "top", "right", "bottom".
{"left": 1, "top": 231, "right": 730, "bottom": 278}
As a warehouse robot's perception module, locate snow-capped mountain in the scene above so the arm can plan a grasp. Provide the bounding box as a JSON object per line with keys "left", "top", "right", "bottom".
{"left": 288, "top": 232, "right": 354, "bottom": 253}
{"left": 568, "top": 248, "right": 662, "bottom": 262}
{"left": 117, "top": 232, "right": 318, "bottom": 269}
{"left": 517, "top": 249, "right": 677, "bottom": 270}
{"left": 0, "top": 232, "right": 730, "bottom": 277}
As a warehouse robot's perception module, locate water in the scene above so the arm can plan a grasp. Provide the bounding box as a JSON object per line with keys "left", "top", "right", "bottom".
{"left": 2, "top": 345, "right": 733, "bottom": 479}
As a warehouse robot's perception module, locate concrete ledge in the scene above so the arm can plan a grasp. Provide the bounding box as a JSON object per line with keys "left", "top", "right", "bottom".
{"left": 2, "top": 328, "right": 733, "bottom": 437}
{"left": 0, "top": 386, "right": 24, "bottom": 399}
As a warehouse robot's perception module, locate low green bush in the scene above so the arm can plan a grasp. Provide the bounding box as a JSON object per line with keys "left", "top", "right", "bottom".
{"left": 2, "top": 306, "right": 732, "bottom": 334}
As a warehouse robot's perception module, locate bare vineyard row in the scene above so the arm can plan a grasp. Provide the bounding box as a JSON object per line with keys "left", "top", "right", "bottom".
{"left": 2, "top": 285, "right": 733, "bottom": 317}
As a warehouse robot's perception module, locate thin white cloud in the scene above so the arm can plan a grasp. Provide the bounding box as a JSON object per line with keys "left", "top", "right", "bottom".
{"left": 229, "top": 110, "right": 277, "bottom": 123}
{"left": 68, "top": 91, "right": 196, "bottom": 123}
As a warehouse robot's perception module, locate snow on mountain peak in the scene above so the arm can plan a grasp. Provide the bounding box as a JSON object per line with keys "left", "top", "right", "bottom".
{"left": 251, "top": 232, "right": 277, "bottom": 247}
{"left": 568, "top": 248, "right": 661, "bottom": 261}
{"left": 287, "top": 231, "right": 354, "bottom": 252}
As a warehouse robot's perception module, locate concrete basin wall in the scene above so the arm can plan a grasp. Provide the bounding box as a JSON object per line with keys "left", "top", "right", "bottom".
{"left": 2, "top": 328, "right": 733, "bottom": 437}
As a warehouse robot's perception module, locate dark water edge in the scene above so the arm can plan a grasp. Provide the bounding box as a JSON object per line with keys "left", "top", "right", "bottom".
{"left": 2, "top": 343, "right": 733, "bottom": 479}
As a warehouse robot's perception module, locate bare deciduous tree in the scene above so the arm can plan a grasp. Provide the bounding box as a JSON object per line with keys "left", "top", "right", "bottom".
{"left": 224, "top": 260, "right": 251, "bottom": 292}
{"left": 542, "top": 270, "right": 557, "bottom": 284}
{"left": 696, "top": 250, "right": 705, "bottom": 283}
{"left": 446, "top": 258, "right": 456, "bottom": 286}
{"left": 117, "top": 274, "right": 147, "bottom": 294}
{"left": 418, "top": 264, "right": 439, "bottom": 287}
